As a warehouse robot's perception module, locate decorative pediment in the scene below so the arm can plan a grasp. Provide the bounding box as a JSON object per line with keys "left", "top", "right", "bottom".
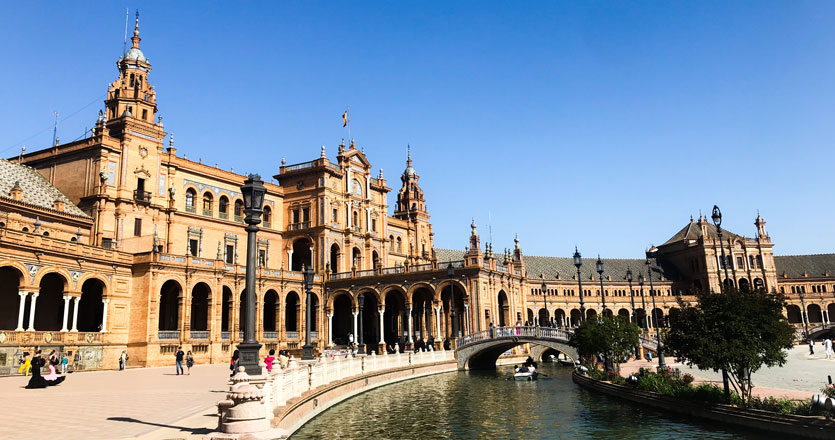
{"left": 134, "top": 165, "right": 151, "bottom": 179}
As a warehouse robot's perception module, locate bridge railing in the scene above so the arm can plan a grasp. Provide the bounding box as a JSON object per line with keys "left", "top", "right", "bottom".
{"left": 457, "top": 326, "right": 575, "bottom": 349}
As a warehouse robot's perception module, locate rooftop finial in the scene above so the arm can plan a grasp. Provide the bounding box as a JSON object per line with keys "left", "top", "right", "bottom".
{"left": 168, "top": 133, "right": 174, "bottom": 149}
{"left": 134, "top": 10, "right": 140, "bottom": 38}
{"left": 407, "top": 144, "right": 411, "bottom": 164}
{"left": 321, "top": 145, "right": 326, "bottom": 158}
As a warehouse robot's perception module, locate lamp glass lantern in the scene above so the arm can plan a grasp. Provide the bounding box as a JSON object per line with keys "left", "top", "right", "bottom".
{"left": 241, "top": 174, "right": 266, "bottom": 221}
{"left": 638, "top": 273, "right": 644, "bottom": 286}
{"left": 573, "top": 248, "right": 582, "bottom": 268}
{"left": 596, "top": 256, "right": 604, "bottom": 274}
{"left": 303, "top": 265, "right": 314, "bottom": 291}
{"left": 447, "top": 263, "right": 455, "bottom": 277}
{"left": 711, "top": 205, "right": 722, "bottom": 227}
{"left": 626, "top": 268, "right": 633, "bottom": 282}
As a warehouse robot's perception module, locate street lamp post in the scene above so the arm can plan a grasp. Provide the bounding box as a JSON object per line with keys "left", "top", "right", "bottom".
{"left": 646, "top": 257, "right": 666, "bottom": 369}
{"left": 357, "top": 293, "right": 365, "bottom": 354}
{"left": 711, "top": 205, "right": 731, "bottom": 291}
{"left": 448, "top": 263, "right": 457, "bottom": 340}
{"left": 798, "top": 288, "right": 809, "bottom": 337}
{"left": 627, "top": 268, "right": 638, "bottom": 358}
{"left": 637, "top": 273, "right": 647, "bottom": 330}
{"left": 573, "top": 247, "right": 585, "bottom": 323}
{"left": 302, "top": 266, "right": 315, "bottom": 360}
{"left": 596, "top": 256, "right": 607, "bottom": 314}
{"left": 541, "top": 275, "right": 549, "bottom": 328}
{"left": 238, "top": 174, "right": 266, "bottom": 375}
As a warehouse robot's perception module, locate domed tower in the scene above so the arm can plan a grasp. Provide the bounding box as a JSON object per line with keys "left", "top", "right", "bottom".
{"left": 393, "top": 147, "right": 428, "bottom": 221}
{"left": 104, "top": 10, "right": 161, "bottom": 137}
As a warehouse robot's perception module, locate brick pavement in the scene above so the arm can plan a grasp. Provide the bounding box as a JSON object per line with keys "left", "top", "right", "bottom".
{"left": 0, "top": 363, "right": 231, "bottom": 440}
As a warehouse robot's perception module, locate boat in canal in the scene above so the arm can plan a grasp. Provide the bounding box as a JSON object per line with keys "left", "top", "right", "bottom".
{"left": 514, "top": 370, "right": 539, "bottom": 381}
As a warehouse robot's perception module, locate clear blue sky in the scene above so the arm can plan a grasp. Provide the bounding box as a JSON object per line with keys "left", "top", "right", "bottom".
{"left": 2, "top": 2, "right": 833, "bottom": 258}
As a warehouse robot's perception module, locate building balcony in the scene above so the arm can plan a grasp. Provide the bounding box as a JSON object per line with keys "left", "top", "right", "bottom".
{"left": 0, "top": 330, "right": 104, "bottom": 345}
{"left": 134, "top": 190, "right": 151, "bottom": 205}
{"left": 221, "top": 331, "right": 230, "bottom": 340}
{"left": 202, "top": 209, "right": 213, "bottom": 217}
{"left": 158, "top": 330, "right": 180, "bottom": 340}
{"left": 286, "top": 331, "right": 300, "bottom": 340}
{"left": 219, "top": 212, "right": 228, "bottom": 220}
{"left": 190, "top": 330, "right": 209, "bottom": 340}
{"left": 234, "top": 215, "right": 243, "bottom": 223}
{"left": 185, "top": 205, "right": 196, "bottom": 213}
{"left": 263, "top": 331, "right": 277, "bottom": 339}
{"left": 290, "top": 222, "right": 311, "bottom": 231}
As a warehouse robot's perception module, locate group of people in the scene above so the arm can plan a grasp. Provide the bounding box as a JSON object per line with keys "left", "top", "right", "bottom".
{"left": 24, "top": 349, "right": 66, "bottom": 389}
{"left": 515, "top": 356, "right": 538, "bottom": 374}
{"left": 229, "top": 348, "right": 291, "bottom": 375}
{"left": 174, "top": 346, "right": 195, "bottom": 375}
{"left": 808, "top": 337, "right": 834, "bottom": 359}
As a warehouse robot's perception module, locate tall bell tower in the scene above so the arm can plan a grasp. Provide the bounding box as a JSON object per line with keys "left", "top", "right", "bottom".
{"left": 104, "top": 11, "right": 160, "bottom": 138}
{"left": 393, "top": 148, "right": 428, "bottom": 222}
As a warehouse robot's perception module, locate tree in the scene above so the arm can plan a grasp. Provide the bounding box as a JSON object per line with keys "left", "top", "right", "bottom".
{"left": 664, "top": 287, "right": 794, "bottom": 403}
{"left": 569, "top": 315, "right": 641, "bottom": 373}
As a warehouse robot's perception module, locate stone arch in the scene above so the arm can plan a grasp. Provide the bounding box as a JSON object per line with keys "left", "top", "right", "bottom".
{"left": 383, "top": 286, "right": 408, "bottom": 346}
{"left": 77, "top": 278, "right": 105, "bottom": 332}
{"left": 617, "top": 308, "right": 630, "bottom": 319}
{"left": 291, "top": 238, "right": 313, "bottom": 271}
{"left": 355, "top": 287, "right": 382, "bottom": 306}
{"left": 190, "top": 282, "right": 211, "bottom": 332}
{"left": 381, "top": 285, "right": 408, "bottom": 305}
{"left": 329, "top": 243, "right": 340, "bottom": 273}
{"left": 0, "top": 265, "right": 25, "bottom": 330}
{"left": 158, "top": 279, "right": 181, "bottom": 331}
{"left": 652, "top": 308, "right": 665, "bottom": 328}
{"left": 738, "top": 278, "right": 750, "bottom": 291}
{"left": 285, "top": 290, "right": 300, "bottom": 332}
{"left": 458, "top": 338, "right": 578, "bottom": 370}
{"left": 263, "top": 289, "right": 279, "bottom": 332}
{"left": 808, "top": 304, "right": 823, "bottom": 323}
{"left": 331, "top": 291, "right": 354, "bottom": 345}
{"left": 76, "top": 274, "right": 111, "bottom": 298}
{"left": 357, "top": 289, "right": 381, "bottom": 352}
{"left": 753, "top": 278, "right": 764, "bottom": 290}
{"left": 569, "top": 309, "right": 582, "bottom": 327}
{"left": 221, "top": 286, "right": 233, "bottom": 331}
{"left": 0, "top": 261, "right": 27, "bottom": 286}
{"left": 497, "top": 290, "right": 510, "bottom": 327}
{"left": 785, "top": 304, "right": 802, "bottom": 324}
{"left": 433, "top": 279, "right": 469, "bottom": 302}
{"left": 554, "top": 308, "right": 567, "bottom": 327}
{"left": 35, "top": 272, "right": 68, "bottom": 331}
{"left": 32, "top": 268, "right": 71, "bottom": 292}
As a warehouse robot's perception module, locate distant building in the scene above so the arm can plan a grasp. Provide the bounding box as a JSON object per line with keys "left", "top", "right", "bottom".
{"left": 0, "top": 18, "right": 832, "bottom": 371}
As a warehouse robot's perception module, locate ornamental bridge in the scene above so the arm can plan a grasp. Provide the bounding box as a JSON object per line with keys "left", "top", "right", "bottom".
{"left": 455, "top": 326, "right": 660, "bottom": 369}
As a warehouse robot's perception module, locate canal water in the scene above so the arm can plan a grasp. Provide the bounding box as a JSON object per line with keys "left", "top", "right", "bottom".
{"left": 292, "top": 362, "right": 772, "bottom": 439}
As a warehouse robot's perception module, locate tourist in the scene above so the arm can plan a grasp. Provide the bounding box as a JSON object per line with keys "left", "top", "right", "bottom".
{"left": 348, "top": 333, "right": 354, "bottom": 345}
{"left": 394, "top": 342, "right": 400, "bottom": 353}
{"left": 809, "top": 338, "right": 815, "bottom": 355}
{"left": 119, "top": 351, "right": 128, "bottom": 371}
{"left": 825, "top": 338, "right": 833, "bottom": 360}
{"left": 26, "top": 350, "right": 64, "bottom": 388}
{"left": 489, "top": 322, "right": 495, "bottom": 338}
{"left": 61, "top": 353, "right": 69, "bottom": 374}
{"left": 278, "top": 350, "right": 289, "bottom": 369}
{"left": 175, "top": 346, "right": 185, "bottom": 375}
{"left": 186, "top": 350, "right": 194, "bottom": 374}
{"left": 265, "top": 349, "right": 276, "bottom": 372}
{"left": 43, "top": 352, "right": 64, "bottom": 385}
{"left": 230, "top": 350, "right": 240, "bottom": 376}
{"left": 18, "top": 352, "right": 31, "bottom": 376}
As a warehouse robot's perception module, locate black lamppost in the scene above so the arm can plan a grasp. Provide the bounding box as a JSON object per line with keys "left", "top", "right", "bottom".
{"left": 573, "top": 247, "right": 585, "bottom": 323}
{"left": 541, "top": 275, "right": 549, "bottom": 327}
{"left": 239, "top": 174, "right": 266, "bottom": 375}
{"left": 637, "top": 273, "right": 647, "bottom": 330}
{"left": 447, "top": 263, "right": 457, "bottom": 339}
{"left": 596, "top": 256, "right": 607, "bottom": 314}
{"left": 357, "top": 293, "right": 365, "bottom": 354}
{"left": 627, "top": 268, "right": 639, "bottom": 358}
{"left": 302, "top": 265, "right": 315, "bottom": 360}
{"left": 711, "top": 205, "right": 731, "bottom": 291}
{"left": 798, "top": 288, "right": 809, "bottom": 337}
{"left": 646, "top": 257, "right": 666, "bottom": 369}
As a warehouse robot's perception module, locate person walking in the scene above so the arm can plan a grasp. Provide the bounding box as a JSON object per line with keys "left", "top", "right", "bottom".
{"left": 264, "top": 349, "right": 276, "bottom": 373}
{"left": 809, "top": 338, "right": 815, "bottom": 355}
{"left": 825, "top": 338, "right": 833, "bottom": 360}
{"left": 175, "top": 346, "right": 185, "bottom": 375}
{"left": 489, "top": 322, "right": 495, "bottom": 339}
{"left": 186, "top": 351, "right": 194, "bottom": 375}
{"left": 61, "top": 353, "right": 69, "bottom": 374}
{"left": 119, "top": 351, "right": 128, "bottom": 371}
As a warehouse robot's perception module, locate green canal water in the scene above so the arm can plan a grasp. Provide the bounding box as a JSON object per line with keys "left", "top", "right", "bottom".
{"left": 292, "top": 363, "right": 773, "bottom": 439}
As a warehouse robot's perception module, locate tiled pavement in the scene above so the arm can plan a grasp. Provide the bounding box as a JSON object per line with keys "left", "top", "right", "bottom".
{"left": 0, "top": 363, "right": 230, "bottom": 440}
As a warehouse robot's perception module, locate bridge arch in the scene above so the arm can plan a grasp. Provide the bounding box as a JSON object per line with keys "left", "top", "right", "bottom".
{"left": 457, "top": 334, "right": 578, "bottom": 370}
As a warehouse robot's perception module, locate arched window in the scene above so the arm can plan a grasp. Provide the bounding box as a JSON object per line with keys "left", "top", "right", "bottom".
{"left": 352, "top": 211, "right": 358, "bottom": 228}
{"left": 219, "top": 196, "right": 229, "bottom": 219}
{"left": 263, "top": 206, "right": 272, "bottom": 228}
{"left": 202, "top": 192, "right": 213, "bottom": 215}
{"left": 396, "top": 237, "right": 402, "bottom": 253}
{"left": 130, "top": 73, "right": 135, "bottom": 87}
{"left": 234, "top": 200, "right": 244, "bottom": 221}
{"left": 352, "top": 178, "right": 362, "bottom": 196}
{"left": 185, "top": 188, "right": 196, "bottom": 212}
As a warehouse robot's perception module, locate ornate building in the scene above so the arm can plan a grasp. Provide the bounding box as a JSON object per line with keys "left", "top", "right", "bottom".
{"left": 1, "top": 17, "right": 833, "bottom": 372}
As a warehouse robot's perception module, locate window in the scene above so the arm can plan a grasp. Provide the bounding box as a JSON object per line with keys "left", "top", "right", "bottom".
{"left": 219, "top": 196, "right": 229, "bottom": 218}
{"left": 225, "top": 245, "right": 234, "bottom": 264}
{"left": 134, "top": 218, "right": 142, "bottom": 237}
{"left": 352, "top": 211, "right": 358, "bottom": 228}
{"left": 142, "top": 109, "right": 148, "bottom": 121}
{"left": 371, "top": 217, "right": 377, "bottom": 232}
{"left": 292, "top": 209, "right": 300, "bottom": 224}
{"left": 736, "top": 256, "right": 744, "bottom": 269}
{"left": 185, "top": 189, "right": 196, "bottom": 212}
{"left": 189, "top": 239, "right": 199, "bottom": 257}
{"left": 332, "top": 208, "right": 338, "bottom": 223}
{"left": 101, "top": 238, "right": 113, "bottom": 249}
{"left": 756, "top": 255, "right": 763, "bottom": 268}
{"left": 130, "top": 73, "right": 135, "bottom": 87}
{"left": 258, "top": 250, "right": 266, "bottom": 267}
{"left": 389, "top": 235, "right": 395, "bottom": 252}
{"left": 202, "top": 192, "right": 213, "bottom": 215}
{"left": 302, "top": 207, "right": 310, "bottom": 222}
{"left": 748, "top": 255, "right": 754, "bottom": 269}
{"left": 234, "top": 200, "right": 244, "bottom": 220}
{"left": 352, "top": 178, "right": 362, "bottom": 196}
{"left": 263, "top": 206, "right": 271, "bottom": 227}
{"left": 396, "top": 237, "right": 402, "bottom": 253}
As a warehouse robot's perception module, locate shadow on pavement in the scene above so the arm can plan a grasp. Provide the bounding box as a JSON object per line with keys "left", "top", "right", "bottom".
{"left": 107, "top": 416, "right": 214, "bottom": 435}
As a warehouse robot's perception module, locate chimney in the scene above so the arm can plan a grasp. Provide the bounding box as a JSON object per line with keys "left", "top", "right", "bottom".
{"left": 9, "top": 181, "right": 22, "bottom": 200}
{"left": 53, "top": 198, "right": 65, "bottom": 211}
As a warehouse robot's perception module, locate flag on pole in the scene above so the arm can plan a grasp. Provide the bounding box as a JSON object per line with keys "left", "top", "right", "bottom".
{"left": 342, "top": 110, "right": 348, "bottom": 127}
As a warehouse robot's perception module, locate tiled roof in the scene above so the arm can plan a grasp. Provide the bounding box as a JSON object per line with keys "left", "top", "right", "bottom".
{"left": 774, "top": 254, "right": 835, "bottom": 279}
{"left": 662, "top": 219, "right": 743, "bottom": 246}
{"left": 435, "top": 248, "right": 674, "bottom": 282}
{"left": 0, "top": 159, "right": 89, "bottom": 218}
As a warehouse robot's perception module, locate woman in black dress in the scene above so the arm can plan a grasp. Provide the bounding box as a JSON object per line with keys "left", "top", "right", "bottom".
{"left": 26, "top": 351, "right": 47, "bottom": 389}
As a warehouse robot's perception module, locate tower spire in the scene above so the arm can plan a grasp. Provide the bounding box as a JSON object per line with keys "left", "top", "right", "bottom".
{"left": 131, "top": 10, "right": 141, "bottom": 49}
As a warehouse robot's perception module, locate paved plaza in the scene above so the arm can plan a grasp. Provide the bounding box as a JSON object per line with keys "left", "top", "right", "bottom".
{"left": 623, "top": 344, "right": 835, "bottom": 399}
{"left": 0, "top": 363, "right": 228, "bottom": 440}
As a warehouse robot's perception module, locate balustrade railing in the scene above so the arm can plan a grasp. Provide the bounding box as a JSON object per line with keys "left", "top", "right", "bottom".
{"left": 356, "top": 269, "right": 375, "bottom": 278}
{"left": 290, "top": 222, "right": 311, "bottom": 230}
{"left": 158, "top": 330, "right": 180, "bottom": 340}
{"left": 411, "top": 263, "right": 433, "bottom": 272}
{"left": 330, "top": 271, "right": 353, "bottom": 280}
{"left": 190, "top": 330, "right": 209, "bottom": 339}
{"left": 263, "top": 331, "right": 278, "bottom": 339}
{"left": 310, "top": 331, "right": 319, "bottom": 340}
{"left": 284, "top": 160, "right": 316, "bottom": 171}
{"left": 286, "top": 331, "right": 300, "bottom": 340}
{"left": 380, "top": 266, "right": 405, "bottom": 275}
{"left": 221, "top": 331, "right": 230, "bottom": 340}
